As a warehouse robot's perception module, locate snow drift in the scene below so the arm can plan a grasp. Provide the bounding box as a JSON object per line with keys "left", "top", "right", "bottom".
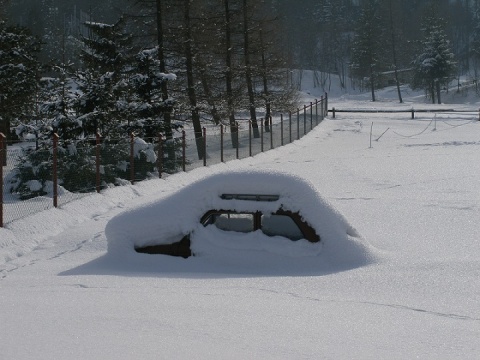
{"left": 105, "top": 169, "right": 379, "bottom": 274}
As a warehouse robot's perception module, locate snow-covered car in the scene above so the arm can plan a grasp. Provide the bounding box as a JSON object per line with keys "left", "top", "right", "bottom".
{"left": 106, "top": 169, "right": 375, "bottom": 268}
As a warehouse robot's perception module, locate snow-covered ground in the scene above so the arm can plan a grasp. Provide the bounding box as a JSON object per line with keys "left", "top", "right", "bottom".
{"left": 1, "top": 79, "right": 480, "bottom": 359}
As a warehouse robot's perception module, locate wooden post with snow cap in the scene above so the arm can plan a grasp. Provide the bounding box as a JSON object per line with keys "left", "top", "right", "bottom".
{"left": 0, "top": 132, "right": 5, "bottom": 227}
{"left": 53, "top": 133, "right": 59, "bottom": 208}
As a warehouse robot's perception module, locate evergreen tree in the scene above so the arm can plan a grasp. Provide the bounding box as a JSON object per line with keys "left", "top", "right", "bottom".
{"left": 412, "top": 9, "right": 456, "bottom": 104}
{"left": 0, "top": 22, "right": 41, "bottom": 137}
{"left": 350, "top": 0, "right": 384, "bottom": 101}
{"left": 75, "top": 17, "right": 132, "bottom": 138}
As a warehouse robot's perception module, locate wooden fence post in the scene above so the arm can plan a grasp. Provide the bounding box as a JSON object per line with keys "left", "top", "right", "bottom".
{"left": 53, "top": 133, "right": 58, "bottom": 208}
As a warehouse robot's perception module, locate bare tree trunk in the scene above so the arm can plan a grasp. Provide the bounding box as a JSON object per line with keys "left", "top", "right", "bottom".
{"left": 370, "top": 67, "right": 376, "bottom": 102}
{"left": 436, "top": 80, "right": 442, "bottom": 104}
{"left": 224, "top": 0, "right": 238, "bottom": 148}
{"left": 184, "top": 0, "right": 203, "bottom": 160}
{"left": 389, "top": 0, "right": 403, "bottom": 103}
{"left": 198, "top": 66, "right": 221, "bottom": 125}
{"left": 243, "top": 0, "right": 259, "bottom": 138}
{"left": 155, "top": 0, "right": 173, "bottom": 141}
{"left": 260, "top": 29, "right": 270, "bottom": 133}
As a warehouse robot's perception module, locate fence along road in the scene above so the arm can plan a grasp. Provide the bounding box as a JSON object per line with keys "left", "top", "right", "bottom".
{"left": 0, "top": 96, "right": 328, "bottom": 226}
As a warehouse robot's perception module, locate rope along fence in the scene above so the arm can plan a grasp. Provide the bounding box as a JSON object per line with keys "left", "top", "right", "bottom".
{"left": 1, "top": 96, "right": 328, "bottom": 226}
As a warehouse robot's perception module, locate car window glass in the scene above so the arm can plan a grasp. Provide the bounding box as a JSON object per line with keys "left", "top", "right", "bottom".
{"left": 212, "top": 213, "right": 254, "bottom": 233}
{"left": 261, "top": 214, "right": 304, "bottom": 240}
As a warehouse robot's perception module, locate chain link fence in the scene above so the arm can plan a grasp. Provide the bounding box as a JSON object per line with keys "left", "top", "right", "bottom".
{"left": 1, "top": 97, "right": 327, "bottom": 226}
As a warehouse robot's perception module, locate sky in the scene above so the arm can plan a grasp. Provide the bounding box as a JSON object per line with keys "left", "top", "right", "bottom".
{"left": 1, "top": 76, "right": 480, "bottom": 359}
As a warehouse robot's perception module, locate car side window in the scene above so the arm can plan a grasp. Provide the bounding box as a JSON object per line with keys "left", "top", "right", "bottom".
{"left": 211, "top": 213, "right": 255, "bottom": 233}
{"left": 261, "top": 214, "right": 304, "bottom": 240}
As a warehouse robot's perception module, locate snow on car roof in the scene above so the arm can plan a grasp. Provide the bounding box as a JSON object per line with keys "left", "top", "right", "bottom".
{"left": 105, "top": 169, "right": 379, "bottom": 270}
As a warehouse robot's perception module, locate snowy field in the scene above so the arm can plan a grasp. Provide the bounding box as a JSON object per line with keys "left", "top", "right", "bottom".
{"left": 1, "top": 82, "right": 480, "bottom": 359}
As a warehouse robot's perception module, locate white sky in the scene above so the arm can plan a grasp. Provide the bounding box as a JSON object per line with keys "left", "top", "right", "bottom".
{"left": 1, "top": 77, "right": 480, "bottom": 359}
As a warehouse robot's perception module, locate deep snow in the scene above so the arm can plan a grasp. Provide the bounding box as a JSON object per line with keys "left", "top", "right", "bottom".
{"left": 1, "top": 79, "right": 480, "bottom": 359}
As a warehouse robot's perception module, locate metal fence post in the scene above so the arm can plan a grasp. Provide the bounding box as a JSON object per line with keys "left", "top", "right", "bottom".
{"left": 0, "top": 131, "right": 5, "bottom": 167}
{"left": 269, "top": 116, "right": 273, "bottom": 149}
{"left": 96, "top": 133, "right": 101, "bottom": 193}
{"left": 325, "top": 92, "right": 328, "bottom": 115}
{"left": 157, "top": 133, "right": 163, "bottom": 178}
{"left": 130, "top": 132, "right": 135, "bottom": 184}
{"left": 280, "top": 114, "right": 284, "bottom": 146}
{"left": 320, "top": 96, "right": 324, "bottom": 119}
{"left": 297, "top": 108, "right": 300, "bottom": 140}
{"left": 234, "top": 122, "right": 239, "bottom": 159}
{"left": 220, "top": 124, "right": 224, "bottom": 162}
{"left": 315, "top": 99, "right": 318, "bottom": 125}
{"left": 53, "top": 133, "right": 59, "bottom": 208}
{"left": 304, "top": 105, "right": 307, "bottom": 135}
{"left": 261, "top": 119, "right": 264, "bottom": 152}
{"left": 310, "top": 102, "right": 313, "bottom": 130}
{"left": 0, "top": 132, "right": 5, "bottom": 227}
{"left": 249, "top": 121, "right": 252, "bottom": 156}
{"left": 289, "top": 111, "right": 292, "bottom": 143}
{"left": 182, "top": 130, "right": 186, "bottom": 171}
{"left": 203, "top": 127, "right": 207, "bottom": 166}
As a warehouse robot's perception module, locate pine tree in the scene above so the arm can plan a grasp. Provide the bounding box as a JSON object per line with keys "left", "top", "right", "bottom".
{"left": 75, "top": 17, "right": 132, "bottom": 138}
{"left": 412, "top": 9, "right": 456, "bottom": 104}
{"left": 0, "top": 22, "right": 41, "bottom": 137}
{"left": 350, "top": 0, "right": 385, "bottom": 101}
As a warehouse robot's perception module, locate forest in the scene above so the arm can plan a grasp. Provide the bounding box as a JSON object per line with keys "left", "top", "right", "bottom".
{"left": 1, "top": 0, "right": 480, "bottom": 197}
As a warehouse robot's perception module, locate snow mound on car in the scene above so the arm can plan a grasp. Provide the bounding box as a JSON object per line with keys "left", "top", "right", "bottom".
{"left": 105, "top": 169, "right": 379, "bottom": 272}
